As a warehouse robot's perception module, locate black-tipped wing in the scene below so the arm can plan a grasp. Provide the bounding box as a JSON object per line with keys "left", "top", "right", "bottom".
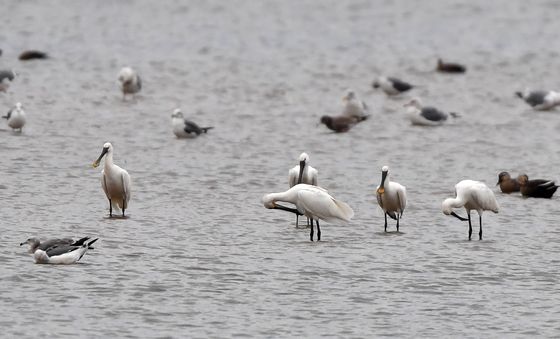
{"left": 388, "top": 77, "right": 413, "bottom": 92}
{"left": 420, "top": 107, "right": 448, "bottom": 121}
{"left": 525, "top": 91, "right": 547, "bottom": 107}
{"left": 45, "top": 245, "right": 80, "bottom": 257}
{"left": 184, "top": 119, "right": 203, "bottom": 135}
{"left": 39, "top": 238, "right": 74, "bottom": 251}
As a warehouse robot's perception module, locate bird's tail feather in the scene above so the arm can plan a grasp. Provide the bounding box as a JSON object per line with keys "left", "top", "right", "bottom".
{"left": 201, "top": 127, "right": 214, "bottom": 133}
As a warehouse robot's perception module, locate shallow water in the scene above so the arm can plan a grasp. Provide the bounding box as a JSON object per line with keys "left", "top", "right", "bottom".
{"left": 1, "top": 0, "right": 560, "bottom": 337}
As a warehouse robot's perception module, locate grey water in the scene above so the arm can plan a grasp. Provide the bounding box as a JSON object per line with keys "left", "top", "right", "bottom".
{"left": 1, "top": 0, "right": 559, "bottom": 337}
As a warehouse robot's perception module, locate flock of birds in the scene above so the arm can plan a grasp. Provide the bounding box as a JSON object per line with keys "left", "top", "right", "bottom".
{"left": 2, "top": 51, "right": 558, "bottom": 264}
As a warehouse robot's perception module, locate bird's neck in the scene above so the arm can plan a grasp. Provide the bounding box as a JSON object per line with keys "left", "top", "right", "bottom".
{"left": 104, "top": 152, "right": 115, "bottom": 169}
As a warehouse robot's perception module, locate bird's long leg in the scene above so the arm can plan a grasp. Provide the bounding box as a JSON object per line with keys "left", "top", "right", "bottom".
{"left": 396, "top": 215, "right": 400, "bottom": 232}
{"left": 109, "top": 199, "right": 112, "bottom": 217}
{"left": 309, "top": 218, "right": 314, "bottom": 241}
{"left": 295, "top": 214, "right": 299, "bottom": 228}
{"left": 384, "top": 213, "right": 388, "bottom": 232}
{"left": 479, "top": 215, "right": 483, "bottom": 240}
{"left": 316, "top": 220, "right": 321, "bottom": 241}
{"left": 468, "top": 212, "right": 472, "bottom": 240}
{"left": 122, "top": 193, "right": 127, "bottom": 217}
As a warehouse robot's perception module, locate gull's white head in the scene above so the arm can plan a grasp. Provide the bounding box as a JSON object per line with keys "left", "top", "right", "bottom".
{"left": 15, "top": 102, "right": 23, "bottom": 110}
{"left": 372, "top": 76, "right": 387, "bottom": 88}
{"left": 298, "top": 152, "right": 309, "bottom": 163}
{"left": 171, "top": 108, "right": 184, "bottom": 119}
{"left": 92, "top": 142, "right": 113, "bottom": 168}
{"left": 404, "top": 97, "right": 423, "bottom": 109}
{"left": 20, "top": 237, "right": 40, "bottom": 253}
{"left": 118, "top": 67, "right": 135, "bottom": 84}
{"left": 343, "top": 89, "right": 356, "bottom": 102}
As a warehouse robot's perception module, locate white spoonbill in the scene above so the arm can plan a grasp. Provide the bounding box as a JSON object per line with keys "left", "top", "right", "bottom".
{"left": 376, "top": 166, "right": 407, "bottom": 232}
{"left": 3, "top": 102, "right": 26, "bottom": 132}
{"left": 118, "top": 67, "right": 142, "bottom": 100}
{"left": 288, "top": 152, "right": 318, "bottom": 226}
{"left": 262, "top": 184, "right": 354, "bottom": 241}
{"left": 442, "top": 180, "right": 499, "bottom": 240}
{"left": 32, "top": 238, "right": 98, "bottom": 264}
{"left": 92, "top": 142, "right": 132, "bottom": 217}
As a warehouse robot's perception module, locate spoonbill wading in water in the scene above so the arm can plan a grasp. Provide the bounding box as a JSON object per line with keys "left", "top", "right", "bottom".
{"left": 442, "top": 180, "right": 499, "bottom": 240}
{"left": 92, "top": 142, "right": 132, "bottom": 217}
{"left": 288, "top": 152, "right": 318, "bottom": 226}
{"left": 263, "top": 184, "right": 354, "bottom": 241}
{"left": 376, "top": 166, "right": 407, "bottom": 232}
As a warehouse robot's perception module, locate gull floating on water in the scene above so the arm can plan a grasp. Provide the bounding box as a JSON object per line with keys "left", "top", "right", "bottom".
{"left": 517, "top": 174, "right": 558, "bottom": 199}
{"left": 118, "top": 67, "right": 142, "bottom": 100}
{"left": 436, "top": 58, "right": 466, "bottom": 73}
{"left": 171, "top": 109, "right": 213, "bottom": 138}
{"left": 92, "top": 142, "right": 132, "bottom": 217}
{"left": 496, "top": 172, "right": 520, "bottom": 194}
{"left": 263, "top": 184, "right": 354, "bottom": 241}
{"left": 372, "top": 76, "right": 414, "bottom": 96}
{"left": 31, "top": 237, "right": 98, "bottom": 264}
{"left": 442, "top": 180, "right": 499, "bottom": 240}
{"left": 515, "top": 89, "right": 560, "bottom": 111}
{"left": 0, "top": 70, "right": 16, "bottom": 92}
{"left": 342, "top": 89, "right": 369, "bottom": 120}
{"left": 288, "top": 152, "right": 318, "bottom": 226}
{"left": 404, "top": 98, "right": 458, "bottom": 126}
{"left": 19, "top": 50, "right": 48, "bottom": 60}
{"left": 3, "top": 102, "right": 26, "bottom": 132}
{"left": 376, "top": 166, "right": 407, "bottom": 232}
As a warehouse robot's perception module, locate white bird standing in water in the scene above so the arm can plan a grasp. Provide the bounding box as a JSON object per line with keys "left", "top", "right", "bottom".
{"left": 288, "top": 152, "right": 318, "bottom": 226}
{"left": 92, "top": 142, "right": 132, "bottom": 217}
{"left": 118, "top": 67, "right": 142, "bottom": 100}
{"left": 342, "top": 89, "right": 369, "bottom": 120}
{"left": 32, "top": 238, "right": 98, "bottom": 264}
{"left": 3, "top": 102, "right": 26, "bottom": 132}
{"left": 376, "top": 166, "right": 407, "bottom": 232}
{"left": 262, "top": 184, "right": 354, "bottom": 241}
{"left": 442, "top": 180, "right": 499, "bottom": 240}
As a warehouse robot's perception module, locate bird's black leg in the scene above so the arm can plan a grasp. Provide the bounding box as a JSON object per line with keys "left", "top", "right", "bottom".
{"left": 468, "top": 213, "right": 472, "bottom": 240}
{"left": 479, "top": 215, "right": 483, "bottom": 240}
{"left": 396, "top": 215, "right": 400, "bottom": 232}
{"left": 384, "top": 213, "right": 388, "bottom": 232}
{"left": 109, "top": 199, "right": 112, "bottom": 217}
{"left": 309, "top": 218, "right": 314, "bottom": 241}
{"left": 316, "top": 220, "right": 321, "bottom": 241}
{"left": 295, "top": 214, "right": 299, "bottom": 228}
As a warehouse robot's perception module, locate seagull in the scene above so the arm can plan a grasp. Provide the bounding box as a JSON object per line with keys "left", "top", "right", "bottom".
{"left": 3, "top": 102, "right": 26, "bottom": 132}
{"left": 515, "top": 89, "right": 560, "bottom": 111}
{"left": 436, "top": 58, "right": 466, "bottom": 73}
{"left": 288, "top": 152, "right": 318, "bottom": 226}
{"left": 171, "top": 109, "right": 213, "bottom": 138}
{"left": 117, "top": 67, "right": 142, "bottom": 100}
{"left": 19, "top": 50, "right": 48, "bottom": 60}
{"left": 517, "top": 174, "right": 558, "bottom": 198}
{"left": 92, "top": 142, "right": 132, "bottom": 217}
{"left": 20, "top": 237, "right": 78, "bottom": 254}
{"left": 320, "top": 115, "right": 366, "bottom": 133}
{"left": 496, "top": 172, "right": 520, "bottom": 194}
{"left": 0, "top": 70, "right": 16, "bottom": 92}
{"left": 376, "top": 166, "right": 407, "bottom": 232}
{"left": 372, "top": 76, "right": 414, "bottom": 96}
{"left": 404, "top": 98, "right": 458, "bottom": 126}
{"left": 342, "top": 89, "right": 369, "bottom": 120}
{"left": 262, "top": 184, "right": 354, "bottom": 241}
{"left": 442, "top": 180, "right": 499, "bottom": 240}
{"left": 32, "top": 238, "right": 98, "bottom": 264}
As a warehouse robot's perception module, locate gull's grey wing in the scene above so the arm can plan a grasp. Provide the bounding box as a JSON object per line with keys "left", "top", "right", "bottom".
{"left": 45, "top": 244, "right": 79, "bottom": 257}
{"left": 39, "top": 238, "right": 74, "bottom": 251}
{"left": 388, "top": 77, "right": 413, "bottom": 92}
{"left": 184, "top": 119, "right": 203, "bottom": 135}
{"left": 0, "top": 70, "right": 14, "bottom": 82}
{"left": 420, "top": 107, "right": 448, "bottom": 121}
{"left": 525, "top": 91, "right": 547, "bottom": 106}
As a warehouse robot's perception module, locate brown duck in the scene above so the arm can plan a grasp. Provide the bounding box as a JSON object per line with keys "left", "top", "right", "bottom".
{"left": 496, "top": 172, "right": 520, "bottom": 193}
{"left": 437, "top": 58, "right": 466, "bottom": 73}
{"left": 517, "top": 174, "right": 558, "bottom": 198}
{"left": 320, "top": 115, "right": 367, "bottom": 133}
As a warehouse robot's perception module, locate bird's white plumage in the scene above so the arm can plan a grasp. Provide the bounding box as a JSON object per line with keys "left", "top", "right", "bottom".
{"left": 263, "top": 184, "right": 354, "bottom": 223}
{"left": 374, "top": 76, "right": 400, "bottom": 95}
{"left": 33, "top": 247, "right": 88, "bottom": 264}
{"left": 376, "top": 166, "right": 407, "bottom": 218}
{"left": 5, "top": 102, "right": 26, "bottom": 131}
{"left": 171, "top": 109, "right": 193, "bottom": 138}
{"left": 404, "top": 98, "right": 448, "bottom": 126}
{"left": 117, "top": 67, "right": 141, "bottom": 99}
{"left": 288, "top": 152, "right": 318, "bottom": 187}
{"left": 93, "top": 143, "right": 131, "bottom": 215}
{"left": 342, "top": 89, "right": 368, "bottom": 119}
{"left": 442, "top": 180, "right": 499, "bottom": 216}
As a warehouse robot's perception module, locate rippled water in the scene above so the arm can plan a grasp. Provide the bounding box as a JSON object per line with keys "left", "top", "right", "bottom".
{"left": 1, "top": 0, "right": 560, "bottom": 337}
